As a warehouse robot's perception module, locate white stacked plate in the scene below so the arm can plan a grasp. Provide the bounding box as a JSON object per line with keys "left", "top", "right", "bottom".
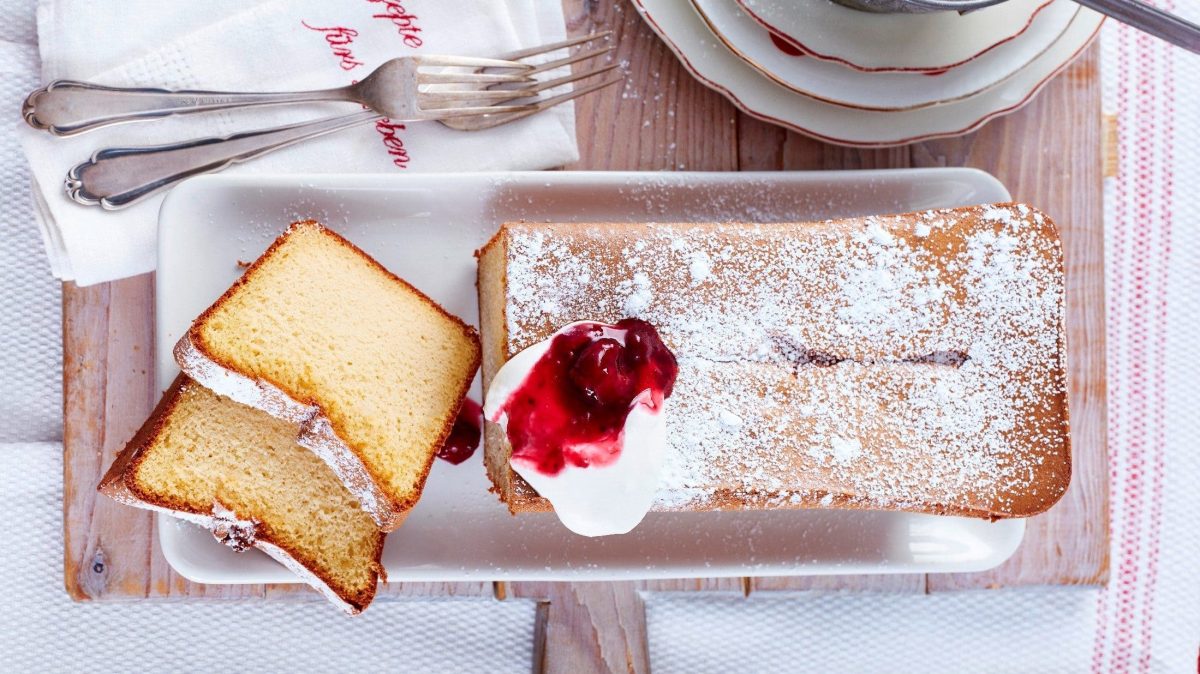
{"left": 633, "top": 0, "right": 1103, "bottom": 146}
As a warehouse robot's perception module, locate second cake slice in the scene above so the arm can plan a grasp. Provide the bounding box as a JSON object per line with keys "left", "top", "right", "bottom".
{"left": 177, "top": 221, "right": 482, "bottom": 530}
{"left": 100, "top": 376, "right": 384, "bottom": 614}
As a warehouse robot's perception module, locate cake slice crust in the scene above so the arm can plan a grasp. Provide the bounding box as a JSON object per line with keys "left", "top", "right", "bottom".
{"left": 177, "top": 221, "right": 481, "bottom": 529}
{"left": 99, "top": 376, "right": 385, "bottom": 614}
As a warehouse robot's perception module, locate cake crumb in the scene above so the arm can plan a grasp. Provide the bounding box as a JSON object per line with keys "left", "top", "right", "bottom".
{"left": 621, "top": 272, "right": 654, "bottom": 316}
{"left": 717, "top": 409, "right": 743, "bottom": 431}
{"left": 688, "top": 251, "right": 713, "bottom": 285}
{"left": 830, "top": 436, "right": 863, "bottom": 463}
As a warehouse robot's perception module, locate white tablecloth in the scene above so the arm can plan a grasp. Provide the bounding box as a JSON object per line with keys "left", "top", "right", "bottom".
{"left": 0, "top": 443, "right": 537, "bottom": 672}
{"left": 5, "top": 0, "right": 1199, "bottom": 671}
{"left": 2, "top": 1, "right": 542, "bottom": 670}
{"left": 0, "top": 0, "right": 58, "bottom": 443}
{"left": 647, "top": 9, "right": 1200, "bottom": 673}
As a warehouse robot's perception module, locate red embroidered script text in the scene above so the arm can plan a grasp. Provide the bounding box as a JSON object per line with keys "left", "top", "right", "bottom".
{"left": 375, "top": 119, "right": 410, "bottom": 168}
{"left": 302, "top": 16, "right": 411, "bottom": 167}
{"left": 301, "top": 21, "right": 365, "bottom": 71}
{"left": 366, "top": 0, "right": 423, "bottom": 48}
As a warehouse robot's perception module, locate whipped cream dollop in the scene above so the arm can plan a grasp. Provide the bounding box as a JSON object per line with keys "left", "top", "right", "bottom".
{"left": 483, "top": 319, "right": 678, "bottom": 537}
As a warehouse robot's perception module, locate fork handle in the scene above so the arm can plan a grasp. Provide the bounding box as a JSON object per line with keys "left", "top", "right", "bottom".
{"left": 67, "top": 110, "right": 382, "bottom": 209}
{"left": 24, "top": 80, "right": 353, "bottom": 136}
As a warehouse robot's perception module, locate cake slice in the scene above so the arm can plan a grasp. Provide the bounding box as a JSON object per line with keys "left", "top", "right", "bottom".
{"left": 99, "top": 376, "right": 384, "bottom": 614}
{"left": 176, "top": 221, "right": 481, "bottom": 530}
{"left": 477, "top": 204, "right": 1071, "bottom": 520}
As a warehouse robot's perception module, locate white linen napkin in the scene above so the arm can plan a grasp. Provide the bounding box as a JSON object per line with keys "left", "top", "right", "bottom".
{"left": 22, "top": 0, "right": 578, "bottom": 286}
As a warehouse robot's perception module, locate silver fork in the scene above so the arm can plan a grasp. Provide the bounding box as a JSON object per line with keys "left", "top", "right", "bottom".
{"left": 24, "top": 55, "right": 538, "bottom": 137}
{"left": 43, "top": 34, "right": 617, "bottom": 209}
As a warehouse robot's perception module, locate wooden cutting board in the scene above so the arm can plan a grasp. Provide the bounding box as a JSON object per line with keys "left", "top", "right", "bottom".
{"left": 60, "top": 1, "right": 1108, "bottom": 670}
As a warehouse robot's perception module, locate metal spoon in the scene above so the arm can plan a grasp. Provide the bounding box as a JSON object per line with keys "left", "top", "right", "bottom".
{"left": 902, "top": 0, "right": 1200, "bottom": 55}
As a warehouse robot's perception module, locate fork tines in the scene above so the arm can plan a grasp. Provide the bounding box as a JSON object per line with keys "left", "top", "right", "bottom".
{"left": 418, "top": 31, "right": 620, "bottom": 126}
{"left": 499, "top": 31, "right": 614, "bottom": 61}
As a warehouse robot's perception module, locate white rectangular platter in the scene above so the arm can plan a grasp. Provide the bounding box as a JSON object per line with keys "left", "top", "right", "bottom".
{"left": 156, "top": 169, "right": 1024, "bottom": 584}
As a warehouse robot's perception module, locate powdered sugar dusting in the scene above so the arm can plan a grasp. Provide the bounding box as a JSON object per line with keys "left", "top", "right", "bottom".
{"left": 688, "top": 250, "right": 713, "bottom": 284}
{"left": 717, "top": 409, "right": 743, "bottom": 431}
{"left": 498, "top": 205, "right": 1069, "bottom": 517}
{"left": 621, "top": 271, "right": 654, "bottom": 316}
{"left": 175, "top": 333, "right": 311, "bottom": 424}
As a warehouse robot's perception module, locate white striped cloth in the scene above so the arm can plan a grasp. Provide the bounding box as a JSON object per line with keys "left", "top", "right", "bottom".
{"left": 1090, "top": 3, "right": 1200, "bottom": 669}
{"left": 4, "top": 0, "right": 1198, "bottom": 670}
{"left": 647, "top": 5, "right": 1200, "bottom": 672}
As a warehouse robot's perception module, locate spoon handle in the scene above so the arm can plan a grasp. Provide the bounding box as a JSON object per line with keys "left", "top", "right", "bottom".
{"left": 65, "top": 110, "right": 382, "bottom": 210}
{"left": 1073, "top": 0, "right": 1200, "bottom": 54}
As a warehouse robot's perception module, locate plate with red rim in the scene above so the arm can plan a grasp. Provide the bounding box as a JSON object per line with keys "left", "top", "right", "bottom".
{"left": 736, "top": 0, "right": 1057, "bottom": 73}
{"left": 156, "top": 170, "right": 1025, "bottom": 584}
{"left": 692, "top": 0, "right": 1079, "bottom": 111}
{"left": 632, "top": 0, "right": 1102, "bottom": 147}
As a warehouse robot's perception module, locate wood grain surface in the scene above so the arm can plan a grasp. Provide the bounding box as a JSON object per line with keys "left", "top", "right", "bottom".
{"left": 60, "top": 1, "right": 1108, "bottom": 671}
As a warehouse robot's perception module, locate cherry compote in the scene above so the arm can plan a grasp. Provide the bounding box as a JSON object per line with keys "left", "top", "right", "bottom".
{"left": 437, "top": 398, "right": 483, "bottom": 465}
{"left": 498, "top": 319, "right": 678, "bottom": 476}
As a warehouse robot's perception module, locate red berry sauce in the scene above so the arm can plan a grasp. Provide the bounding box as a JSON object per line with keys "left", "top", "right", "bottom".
{"left": 437, "top": 398, "right": 483, "bottom": 465}
{"left": 496, "top": 318, "right": 678, "bottom": 477}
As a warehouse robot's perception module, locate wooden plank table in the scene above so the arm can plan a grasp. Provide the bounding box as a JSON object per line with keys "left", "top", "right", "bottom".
{"left": 61, "top": 1, "right": 1108, "bottom": 670}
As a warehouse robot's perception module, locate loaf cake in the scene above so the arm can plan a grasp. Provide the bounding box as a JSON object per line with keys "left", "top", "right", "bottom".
{"left": 477, "top": 203, "right": 1071, "bottom": 520}
{"left": 176, "top": 221, "right": 481, "bottom": 530}
{"left": 99, "top": 376, "right": 385, "bottom": 614}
